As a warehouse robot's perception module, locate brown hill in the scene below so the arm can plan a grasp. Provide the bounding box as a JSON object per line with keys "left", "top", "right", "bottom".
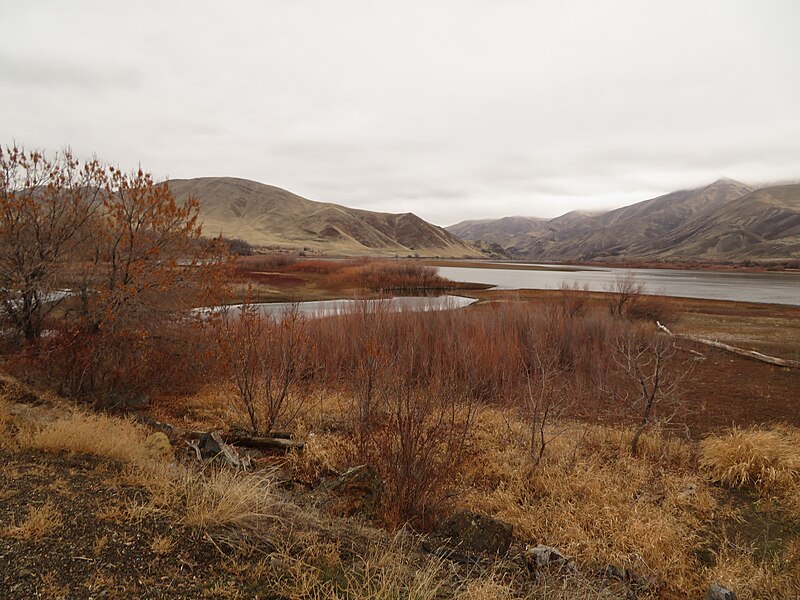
{"left": 167, "top": 177, "right": 482, "bottom": 258}
{"left": 447, "top": 216, "right": 548, "bottom": 245}
{"left": 447, "top": 179, "right": 800, "bottom": 262}
{"left": 643, "top": 184, "right": 800, "bottom": 260}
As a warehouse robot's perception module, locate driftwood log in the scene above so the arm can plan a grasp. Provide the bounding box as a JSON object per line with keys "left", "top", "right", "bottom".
{"left": 224, "top": 434, "right": 305, "bottom": 451}
{"left": 656, "top": 321, "right": 800, "bottom": 369}
{"left": 188, "top": 430, "right": 305, "bottom": 452}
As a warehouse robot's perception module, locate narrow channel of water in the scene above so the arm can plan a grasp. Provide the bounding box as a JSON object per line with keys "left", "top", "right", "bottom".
{"left": 201, "top": 294, "right": 477, "bottom": 318}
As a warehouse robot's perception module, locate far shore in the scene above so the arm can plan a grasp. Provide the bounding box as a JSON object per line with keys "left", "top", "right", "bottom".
{"left": 421, "top": 257, "right": 800, "bottom": 273}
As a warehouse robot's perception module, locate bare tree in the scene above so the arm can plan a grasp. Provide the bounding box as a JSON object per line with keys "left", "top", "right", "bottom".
{"left": 508, "top": 349, "right": 569, "bottom": 467}
{"left": 606, "top": 271, "right": 645, "bottom": 319}
{"left": 0, "top": 145, "right": 105, "bottom": 342}
{"left": 222, "top": 304, "right": 308, "bottom": 434}
{"left": 611, "top": 326, "right": 691, "bottom": 455}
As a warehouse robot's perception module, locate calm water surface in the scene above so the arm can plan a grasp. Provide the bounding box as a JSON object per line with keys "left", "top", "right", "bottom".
{"left": 437, "top": 264, "right": 800, "bottom": 306}
{"left": 209, "top": 295, "right": 477, "bottom": 318}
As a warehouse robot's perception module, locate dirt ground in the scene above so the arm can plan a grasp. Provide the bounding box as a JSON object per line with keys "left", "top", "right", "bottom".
{"left": 0, "top": 450, "right": 245, "bottom": 599}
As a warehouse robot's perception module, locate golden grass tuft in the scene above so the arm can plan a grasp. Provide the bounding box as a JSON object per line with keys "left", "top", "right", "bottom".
{"left": 150, "top": 534, "right": 175, "bottom": 555}
{"left": 461, "top": 408, "right": 716, "bottom": 596}
{"left": 19, "top": 409, "right": 154, "bottom": 465}
{"left": 699, "top": 425, "right": 800, "bottom": 489}
{"left": 182, "top": 468, "right": 279, "bottom": 530}
{"left": 3, "top": 501, "right": 63, "bottom": 539}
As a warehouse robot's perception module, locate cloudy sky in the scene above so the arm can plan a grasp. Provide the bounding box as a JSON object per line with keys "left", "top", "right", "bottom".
{"left": 1, "top": 1, "right": 798, "bottom": 226}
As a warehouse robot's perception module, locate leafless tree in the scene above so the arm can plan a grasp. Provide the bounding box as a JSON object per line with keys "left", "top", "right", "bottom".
{"left": 606, "top": 271, "right": 645, "bottom": 319}
{"left": 0, "top": 145, "right": 105, "bottom": 342}
{"left": 611, "top": 326, "right": 691, "bottom": 455}
{"left": 508, "top": 348, "right": 570, "bottom": 467}
{"left": 222, "top": 303, "right": 308, "bottom": 434}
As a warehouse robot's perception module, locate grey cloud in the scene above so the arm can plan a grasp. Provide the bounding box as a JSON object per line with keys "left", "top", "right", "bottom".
{"left": 0, "top": 54, "right": 142, "bottom": 89}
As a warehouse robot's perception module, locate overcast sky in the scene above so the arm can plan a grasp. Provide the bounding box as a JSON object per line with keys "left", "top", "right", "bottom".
{"left": 1, "top": 1, "right": 798, "bottom": 226}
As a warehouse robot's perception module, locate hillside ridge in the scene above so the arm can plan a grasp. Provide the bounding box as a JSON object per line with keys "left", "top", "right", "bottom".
{"left": 167, "top": 177, "right": 482, "bottom": 258}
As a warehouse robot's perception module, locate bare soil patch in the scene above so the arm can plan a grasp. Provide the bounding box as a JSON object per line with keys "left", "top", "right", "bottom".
{"left": 0, "top": 450, "right": 240, "bottom": 599}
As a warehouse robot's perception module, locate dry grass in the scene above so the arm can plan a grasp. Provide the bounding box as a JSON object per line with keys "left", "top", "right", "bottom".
{"left": 19, "top": 409, "right": 153, "bottom": 465}
{"left": 253, "top": 532, "right": 452, "bottom": 599}
{"left": 458, "top": 410, "right": 714, "bottom": 595}
{"left": 3, "top": 501, "right": 63, "bottom": 539}
{"left": 150, "top": 534, "right": 175, "bottom": 555}
{"left": 699, "top": 425, "right": 800, "bottom": 489}
{"left": 700, "top": 425, "right": 800, "bottom": 522}
{"left": 182, "top": 468, "right": 279, "bottom": 530}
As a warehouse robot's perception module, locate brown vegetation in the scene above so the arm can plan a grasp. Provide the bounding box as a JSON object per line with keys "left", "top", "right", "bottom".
{"left": 0, "top": 145, "right": 227, "bottom": 408}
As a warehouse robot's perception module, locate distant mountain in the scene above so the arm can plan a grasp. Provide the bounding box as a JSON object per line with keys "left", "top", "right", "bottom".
{"left": 447, "top": 216, "right": 548, "bottom": 245}
{"left": 168, "top": 177, "right": 482, "bottom": 258}
{"left": 446, "top": 179, "right": 800, "bottom": 262}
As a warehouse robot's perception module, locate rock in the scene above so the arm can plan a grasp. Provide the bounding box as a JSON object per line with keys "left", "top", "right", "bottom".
{"left": 438, "top": 511, "right": 513, "bottom": 555}
{"left": 198, "top": 431, "right": 222, "bottom": 459}
{"left": 707, "top": 583, "right": 737, "bottom": 600}
{"left": 323, "top": 464, "right": 383, "bottom": 517}
{"left": 601, "top": 564, "right": 658, "bottom": 595}
{"left": 143, "top": 432, "right": 172, "bottom": 461}
{"left": 522, "top": 545, "right": 575, "bottom": 576}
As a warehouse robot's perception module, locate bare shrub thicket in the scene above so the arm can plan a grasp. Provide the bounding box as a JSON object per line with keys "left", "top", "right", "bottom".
{"left": 217, "top": 304, "right": 310, "bottom": 434}
{"left": 305, "top": 301, "right": 617, "bottom": 409}
{"left": 289, "top": 300, "right": 663, "bottom": 509}
{"left": 605, "top": 271, "right": 645, "bottom": 318}
{"left": 235, "top": 256, "right": 449, "bottom": 292}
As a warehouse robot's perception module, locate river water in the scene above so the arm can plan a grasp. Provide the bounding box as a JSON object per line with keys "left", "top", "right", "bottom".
{"left": 437, "top": 264, "right": 800, "bottom": 306}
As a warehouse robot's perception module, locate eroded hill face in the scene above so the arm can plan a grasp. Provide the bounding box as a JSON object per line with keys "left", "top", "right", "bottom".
{"left": 167, "top": 177, "right": 483, "bottom": 258}
{"left": 446, "top": 180, "right": 800, "bottom": 262}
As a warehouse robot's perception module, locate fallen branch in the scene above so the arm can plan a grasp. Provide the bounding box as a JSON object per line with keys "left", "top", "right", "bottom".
{"left": 656, "top": 321, "right": 800, "bottom": 369}
{"left": 225, "top": 434, "right": 305, "bottom": 452}
{"left": 188, "top": 430, "right": 305, "bottom": 452}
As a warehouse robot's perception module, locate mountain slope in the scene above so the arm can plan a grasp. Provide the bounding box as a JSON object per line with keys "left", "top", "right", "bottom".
{"left": 506, "top": 179, "right": 754, "bottom": 260}
{"left": 448, "top": 178, "right": 800, "bottom": 262}
{"left": 447, "top": 216, "right": 548, "bottom": 244}
{"left": 168, "top": 177, "right": 482, "bottom": 257}
{"left": 644, "top": 184, "right": 800, "bottom": 260}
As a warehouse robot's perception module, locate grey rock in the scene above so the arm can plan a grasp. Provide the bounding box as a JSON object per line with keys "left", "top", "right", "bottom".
{"left": 198, "top": 432, "right": 222, "bottom": 459}
{"left": 522, "top": 545, "right": 577, "bottom": 578}
{"left": 707, "top": 583, "right": 737, "bottom": 600}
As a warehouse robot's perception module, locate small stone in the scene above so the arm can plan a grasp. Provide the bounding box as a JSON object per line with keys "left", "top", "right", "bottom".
{"left": 522, "top": 545, "right": 575, "bottom": 576}
{"left": 707, "top": 583, "right": 737, "bottom": 600}
{"left": 438, "top": 511, "right": 513, "bottom": 555}
{"left": 143, "top": 432, "right": 173, "bottom": 461}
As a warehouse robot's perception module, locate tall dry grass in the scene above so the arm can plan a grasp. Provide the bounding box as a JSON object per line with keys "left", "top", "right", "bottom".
{"left": 19, "top": 410, "right": 152, "bottom": 464}
{"left": 182, "top": 468, "right": 279, "bottom": 530}
{"left": 700, "top": 425, "right": 800, "bottom": 521}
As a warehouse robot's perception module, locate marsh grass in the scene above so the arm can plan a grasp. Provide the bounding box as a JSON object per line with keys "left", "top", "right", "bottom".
{"left": 700, "top": 426, "right": 800, "bottom": 489}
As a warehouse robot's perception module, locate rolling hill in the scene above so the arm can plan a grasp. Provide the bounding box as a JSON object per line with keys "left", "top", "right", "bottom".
{"left": 167, "top": 177, "right": 482, "bottom": 258}
{"left": 447, "top": 179, "right": 800, "bottom": 262}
